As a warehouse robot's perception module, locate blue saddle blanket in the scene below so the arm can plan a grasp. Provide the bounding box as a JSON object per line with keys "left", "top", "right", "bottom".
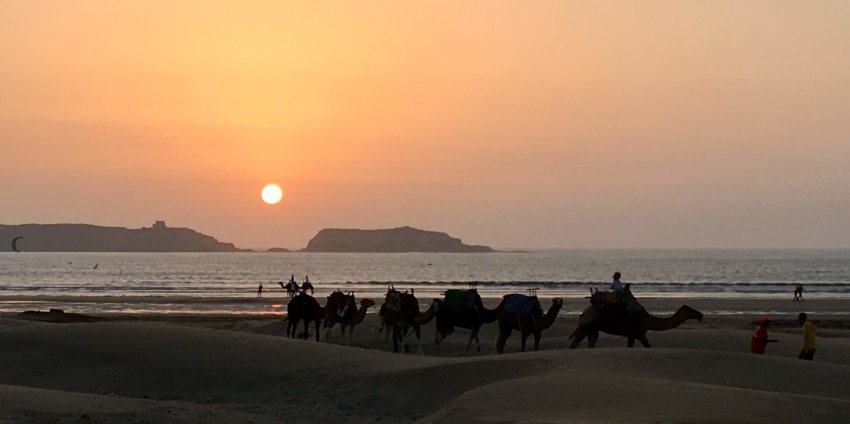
{"left": 504, "top": 294, "right": 535, "bottom": 317}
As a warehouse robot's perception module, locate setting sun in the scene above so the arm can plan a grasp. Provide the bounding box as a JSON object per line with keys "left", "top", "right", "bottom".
{"left": 261, "top": 184, "right": 282, "bottom": 205}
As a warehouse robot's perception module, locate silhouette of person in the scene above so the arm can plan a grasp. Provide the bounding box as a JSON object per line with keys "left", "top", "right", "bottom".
{"left": 751, "top": 315, "right": 778, "bottom": 354}
{"left": 610, "top": 272, "right": 624, "bottom": 293}
{"left": 798, "top": 312, "right": 816, "bottom": 360}
{"left": 257, "top": 283, "right": 263, "bottom": 298}
{"left": 301, "top": 275, "right": 314, "bottom": 295}
{"left": 793, "top": 284, "right": 804, "bottom": 301}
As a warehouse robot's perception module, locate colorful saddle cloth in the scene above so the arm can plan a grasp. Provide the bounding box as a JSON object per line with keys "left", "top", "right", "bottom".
{"left": 443, "top": 289, "right": 477, "bottom": 314}
{"left": 504, "top": 294, "right": 535, "bottom": 317}
{"left": 590, "top": 290, "right": 645, "bottom": 315}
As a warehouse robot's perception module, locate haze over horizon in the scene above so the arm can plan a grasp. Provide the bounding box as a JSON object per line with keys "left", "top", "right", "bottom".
{"left": 3, "top": 1, "right": 850, "bottom": 250}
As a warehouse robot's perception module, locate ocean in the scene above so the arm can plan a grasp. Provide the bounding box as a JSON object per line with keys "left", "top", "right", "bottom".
{"left": 1, "top": 250, "right": 849, "bottom": 315}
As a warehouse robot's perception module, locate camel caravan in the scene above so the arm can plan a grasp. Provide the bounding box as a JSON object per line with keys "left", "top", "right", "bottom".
{"left": 281, "top": 274, "right": 703, "bottom": 355}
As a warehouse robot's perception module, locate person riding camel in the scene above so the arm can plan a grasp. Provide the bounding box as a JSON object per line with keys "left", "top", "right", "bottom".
{"left": 301, "top": 275, "right": 314, "bottom": 295}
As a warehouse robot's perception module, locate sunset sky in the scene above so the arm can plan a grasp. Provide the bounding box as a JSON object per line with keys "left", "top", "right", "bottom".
{"left": 2, "top": 1, "right": 850, "bottom": 249}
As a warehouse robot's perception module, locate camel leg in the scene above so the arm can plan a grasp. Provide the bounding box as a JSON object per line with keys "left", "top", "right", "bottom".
{"left": 473, "top": 327, "right": 481, "bottom": 353}
{"left": 496, "top": 323, "right": 512, "bottom": 354}
{"left": 323, "top": 322, "right": 333, "bottom": 342}
{"left": 533, "top": 331, "right": 541, "bottom": 351}
{"left": 371, "top": 322, "right": 385, "bottom": 349}
{"left": 392, "top": 326, "right": 402, "bottom": 353}
{"left": 638, "top": 334, "right": 652, "bottom": 348}
{"left": 414, "top": 325, "right": 424, "bottom": 356}
{"left": 434, "top": 330, "right": 443, "bottom": 354}
{"left": 314, "top": 320, "right": 321, "bottom": 342}
{"left": 521, "top": 332, "right": 529, "bottom": 352}
{"left": 465, "top": 326, "right": 481, "bottom": 353}
{"left": 587, "top": 330, "right": 599, "bottom": 348}
{"left": 568, "top": 326, "right": 586, "bottom": 349}
{"left": 627, "top": 336, "right": 636, "bottom": 348}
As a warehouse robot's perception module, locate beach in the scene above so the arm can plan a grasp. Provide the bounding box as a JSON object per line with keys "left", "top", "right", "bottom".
{"left": 2, "top": 297, "right": 850, "bottom": 423}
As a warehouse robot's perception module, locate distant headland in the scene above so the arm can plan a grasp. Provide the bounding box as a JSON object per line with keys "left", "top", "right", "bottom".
{"left": 302, "top": 226, "right": 494, "bottom": 253}
{"left": 1, "top": 221, "right": 246, "bottom": 252}
{"left": 2, "top": 222, "right": 493, "bottom": 253}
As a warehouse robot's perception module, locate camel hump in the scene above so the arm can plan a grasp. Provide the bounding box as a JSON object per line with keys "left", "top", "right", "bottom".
{"left": 385, "top": 292, "right": 402, "bottom": 312}
{"left": 504, "top": 294, "right": 536, "bottom": 317}
{"left": 591, "top": 290, "right": 645, "bottom": 316}
{"left": 443, "top": 289, "right": 472, "bottom": 314}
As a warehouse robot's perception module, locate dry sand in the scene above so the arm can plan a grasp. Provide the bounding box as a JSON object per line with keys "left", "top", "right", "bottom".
{"left": 2, "top": 298, "right": 850, "bottom": 423}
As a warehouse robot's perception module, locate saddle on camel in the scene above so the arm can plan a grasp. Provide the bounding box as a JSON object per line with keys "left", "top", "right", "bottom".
{"left": 324, "top": 290, "right": 375, "bottom": 345}
{"left": 377, "top": 285, "right": 440, "bottom": 354}
{"left": 588, "top": 284, "right": 645, "bottom": 317}
{"left": 326, "top": 290, "right": 357, "bottom": 321}
{"left": 434, "top": 288, "right": 501, "bottom": 353}
{"left": 495, "top": 292, "right": 563, "bottom": 353}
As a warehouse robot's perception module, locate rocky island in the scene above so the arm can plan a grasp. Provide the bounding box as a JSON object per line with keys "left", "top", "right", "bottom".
{"left": 302, "top": 226, "right": 494, "bottom": 253}
{"left": 1, "top": 221, "right": 245, "bottom": 252}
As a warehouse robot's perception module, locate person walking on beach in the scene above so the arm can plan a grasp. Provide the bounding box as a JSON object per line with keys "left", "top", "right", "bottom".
{"left": 257, "top": 283, "right": 263, "bottom": 298}
{"left": 751, "top": 315, "right": 778, "bottom": 354}
{"left": 798, "top": 312, "right": 816, "bottom": 360}
{"left": 794, "top": 284, "right": 804, "bottom": 301}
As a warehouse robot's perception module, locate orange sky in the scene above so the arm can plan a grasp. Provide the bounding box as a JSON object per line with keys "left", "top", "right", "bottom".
{"left": 2, "top": 1, "right": 850, "bottom": 249}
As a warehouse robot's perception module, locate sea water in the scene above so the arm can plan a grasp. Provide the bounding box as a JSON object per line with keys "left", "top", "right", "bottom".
{"left": 1, "top": 250, "right": 849, "bottom": 314}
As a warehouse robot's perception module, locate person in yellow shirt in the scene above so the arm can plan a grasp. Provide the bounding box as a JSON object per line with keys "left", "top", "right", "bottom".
{"left": 798, "top": 312, "right": 816, "bottom": 360}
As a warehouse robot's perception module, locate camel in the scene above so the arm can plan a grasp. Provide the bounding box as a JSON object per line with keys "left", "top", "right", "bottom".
{"left": 323, "top": 290, "right": 375, "bottom": 345}
{"left": 284, "top": 293, "right": 323, "bottom": 341}
{"left": 376, "top": 286, "right": 440, "bottom": 354}
{"left": 434, "top": 289, "right": 503, "bottom": 353}
{"left": 495, "top": 295, "right": 563, "bottom": 354}
{"left": 568, "top": 304, "right": 703, "bottom": 348}
{"left": 279, "top": 280, "right": 300, "bottom": 298}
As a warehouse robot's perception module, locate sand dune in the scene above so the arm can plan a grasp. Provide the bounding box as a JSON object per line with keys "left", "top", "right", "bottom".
{"left": 2, "top": 307, "right": 850, "bottom": 423}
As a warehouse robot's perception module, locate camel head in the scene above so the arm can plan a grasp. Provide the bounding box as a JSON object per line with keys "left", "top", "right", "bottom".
{"left": 360, "top": 299, "right": 376, "bottom": 309}
{"left": 547, "top": 297, "right": 564, "bottom": 316}
{"left": 431, "top": 298, "right": 441, "bottom": 312}
{"left": 678, "top": 305, "right": 703, "bottom": 322}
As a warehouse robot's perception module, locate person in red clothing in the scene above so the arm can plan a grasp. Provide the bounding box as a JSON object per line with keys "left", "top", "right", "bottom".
{"left": 751, "top": 315, "right": 778, "bottom": 354}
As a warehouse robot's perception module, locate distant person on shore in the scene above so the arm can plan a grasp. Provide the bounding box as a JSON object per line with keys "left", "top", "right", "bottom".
{"left": 794, "top": 284, "right": 804, "bottom": 301}
{"left": 751, "top": 315, "right": 778, "bottom": 354}
{"left": 256, "top": 283, "right": 263, "bottom": 298}
{"left": 798, "top": 313, "right": 816, "bottom": 360}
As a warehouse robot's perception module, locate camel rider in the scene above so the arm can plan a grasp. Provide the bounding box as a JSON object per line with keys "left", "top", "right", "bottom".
{"left": 610, "top": 272, "right": 624, "bottom": 293}
{"left": 606, "top": 272, "right": 624, "bottom": 306}
{"left": 608, "top": 272, "right": 642, "bottom": 315}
